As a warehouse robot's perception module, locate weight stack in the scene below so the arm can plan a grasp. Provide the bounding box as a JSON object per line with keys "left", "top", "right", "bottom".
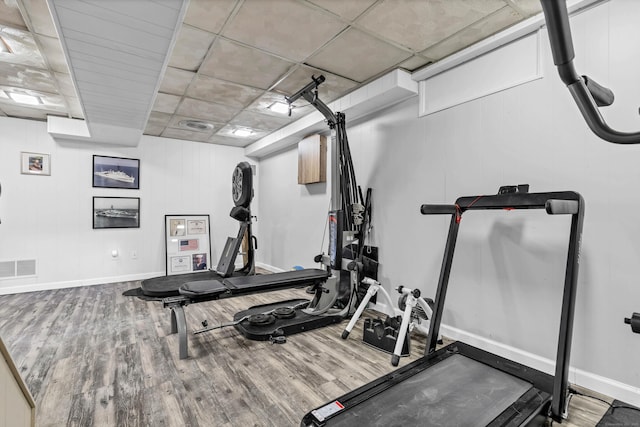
{"left": 362, "top": 317, "right": 410, "bottom": 356}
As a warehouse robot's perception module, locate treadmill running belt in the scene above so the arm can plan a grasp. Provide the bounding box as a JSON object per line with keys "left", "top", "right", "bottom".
{"left": 320, "top": 354, "right": 532, "bottom": 427}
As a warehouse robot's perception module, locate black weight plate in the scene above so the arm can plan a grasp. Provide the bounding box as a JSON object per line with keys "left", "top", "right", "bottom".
{"left": 273, "top": 306, "right": 296, "bottom": 319}
{"left": 248, "top": 313, "right": 275, "bottom": 326}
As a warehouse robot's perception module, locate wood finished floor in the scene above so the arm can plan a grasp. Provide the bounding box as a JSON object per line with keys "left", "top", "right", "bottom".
{"left": 0, "top": 281, "right": 616, "bottom": 426}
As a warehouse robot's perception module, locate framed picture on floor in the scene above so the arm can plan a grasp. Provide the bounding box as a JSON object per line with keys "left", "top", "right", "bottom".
{"left": 93, "top": 197, "right": 140, "bottom": 229}
{"left": 21, "top": 152, "right": 51, "bottom": 176}
{"left": 165, "top": 214, "right": 211, "bottom": 276}
{"left": 93, "top": 155, "right": 140, "bottom": 189}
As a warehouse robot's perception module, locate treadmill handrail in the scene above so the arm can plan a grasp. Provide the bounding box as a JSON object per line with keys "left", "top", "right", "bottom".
{"left": 422, "top": 189, "right": 585, "bottom": 422}
{"left": 455, "top": 190, "right": 581, "bottom": 212}
{"left": 540, "top": 0, "right": 640, "bottom": 144}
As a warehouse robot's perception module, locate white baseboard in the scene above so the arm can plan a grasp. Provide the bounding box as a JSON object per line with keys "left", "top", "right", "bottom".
{"left": 371, "top": 301, "right": 640, "bottom": 408}
{"left": 0, "top": 271, "right": 164, "bottom": 295}
{"left": 255, "top": 262, "right": 285, "bottom": 273}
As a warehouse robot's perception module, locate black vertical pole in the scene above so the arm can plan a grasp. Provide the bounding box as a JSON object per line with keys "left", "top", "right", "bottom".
{"left": 425, "top": 211, "right": 461, "bottom": 354}
{"left": 551, "top": 195, "right": 585, "bottom": 421}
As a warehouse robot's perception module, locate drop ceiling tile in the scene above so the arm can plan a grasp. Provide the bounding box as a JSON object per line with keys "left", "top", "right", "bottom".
{"left": 183, "top": 0, "right": 237, "bottom": 33}
{"left": 199, "top": 38, "right": 295, "bottom": 90}
{"left": 510, "top": 0, "right": 543, "bottom": 16}
{"left": 0, "top": 2, "right": 26, "bottom": 30}
{"left": 144, "top": 122, "right": 165, "bottom": 136}
{"left": 223, "top": 0, "right": 347, "bottom": 62}
{"left": 274, "top": 65, "right": 357, "bottom": 102}
{"left": 208, "top": 134, "right": 250, "bottom": 147}
{"left": 0, "top": 62, "right": 57, "bottom": 92}
{"left": 0, "top": 103, "right": 48, "bottom": 120}
{"left": 22, "top": 0, "right": 58, "bottom": 37}
{"left": 175, "top": 97, "right": 240, "bottom": 122}
{"left": 160, "top": 67, "right": 195, "bottom": 95}
{"left": 399, "top": 55, "right": 433, "bottom": 72}
{"left": 357, "top": 0, "right": 507, "bottom": 52}
{"left": 0, "top": 27, "right": 46, "bottom": 68}
{"left": 306, "top": 28, "right": 412, "bottom": 83}
{"left": 36, "top": 34, "right": 69, "bottom": 73}
{"left": 167, "top": 114, "right": 223, "bottom": 132}
{"left": 152, "top": 93, "right": 182, "bottom": 114}
{"left": 168, "top": 25, "right": 216, "bottom": 71}
{"left": 148, "top": 111, "right": 172, "bottom": 127}
{"left": 306, "top": 0, "right": 377, "bottom": 21}
{"left": 53, "top": 72, "right": 76, "bottom": 97}
{"left": 186, "top": 74, "right": 264, "bottom": 109}
{"left": 64, "top": 96, "right": 83, "bottom": 118}
{"left": 421, "top": 6, "right": 522, "bottom": 61}
{"left": 229, "top": 110, "right": 290, "bottom": 132}
{"left": 246, "top": 91, "right": 314, "bottom": 119}
{"left": 162, "top": 127, "right": 214, "bottom": 142}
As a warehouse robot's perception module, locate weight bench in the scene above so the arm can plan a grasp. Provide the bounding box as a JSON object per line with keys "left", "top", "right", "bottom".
{"left": 162, "top": 268, "right": 329, "bottom": 359}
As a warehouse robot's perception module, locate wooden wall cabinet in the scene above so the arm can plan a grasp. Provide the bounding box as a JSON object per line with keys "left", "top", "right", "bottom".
{"left": 298, "top": 134, "right": 326, "bottom": 184}
{"left": 0, "top": 337, "right": 35, "bottom": 427}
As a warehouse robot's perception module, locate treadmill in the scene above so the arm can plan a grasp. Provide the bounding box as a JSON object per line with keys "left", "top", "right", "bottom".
{"left": 302, "top": 188, "right": 584, "bottom": 426}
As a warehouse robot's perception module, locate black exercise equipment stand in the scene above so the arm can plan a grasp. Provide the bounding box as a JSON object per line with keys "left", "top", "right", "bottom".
{"left": 302, "top": 187, "right": 585, "bottom": 426}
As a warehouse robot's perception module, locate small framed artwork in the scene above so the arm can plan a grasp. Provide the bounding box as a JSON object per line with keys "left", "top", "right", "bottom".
{"left": 93, "top": 155, "right": 139, "bottom": 189}
{"left": 165, "top": 214, "right": 211, "bottom": 276}
{"left": 21, "top": 152, "right": 51, "bottom": 176}
{"left": 93, "top": 197, "right": 140, "bottom": 229}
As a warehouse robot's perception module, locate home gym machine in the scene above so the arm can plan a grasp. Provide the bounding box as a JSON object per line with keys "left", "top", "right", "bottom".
{"left": 302, "top": 187, "right": 584, "bottom": 426}
{"left": 140, "top": 161, "right": 257, "bottom": 297}
{"left": 540, "top": 0, "right": 640, "bottom": 144}
{"left": 229, "top": 75, "right": 375, "bottom": 341}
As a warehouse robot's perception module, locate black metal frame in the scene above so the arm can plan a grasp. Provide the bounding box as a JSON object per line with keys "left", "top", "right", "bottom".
{"left": 540, "top": 0, "right": 640, "bottom": 144}
{"left": 421, "top": 190, "right": 584, "bottom": 422}
{"left": 301, "top": 189, "right": 584, "bottom": 426}
{"left": 92, "top": 154, "right": 140, "bottom": 189}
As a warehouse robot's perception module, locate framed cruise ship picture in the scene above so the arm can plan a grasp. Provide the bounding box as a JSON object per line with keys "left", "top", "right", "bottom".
{"left": 93, "top": 155, "right": 140, "bottom": 189}
{"left": 93, "top": 197, "right": 140, "bottom": 229}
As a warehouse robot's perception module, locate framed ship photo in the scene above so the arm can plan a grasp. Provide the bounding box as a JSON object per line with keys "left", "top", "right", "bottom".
{"left": 93, "top": 197, "right": 140, "bottom": 229}
{"left": 93, "top": 155, "right": 139, "bottom": 189}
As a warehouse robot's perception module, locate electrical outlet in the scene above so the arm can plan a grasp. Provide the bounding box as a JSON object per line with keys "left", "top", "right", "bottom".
{"left": 131, "top": 250, "right": 138, "bottom": 259}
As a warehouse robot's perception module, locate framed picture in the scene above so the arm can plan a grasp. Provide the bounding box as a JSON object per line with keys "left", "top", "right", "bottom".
{"left": 93, "top": 197, "right": 140, "bottom": 229}
{"left": 21, "top": 152, "right": 50, "bottom": 176}
{"left": 165, "top": 215, "right": 211, "bottom": 276}
{"left": 93, "top": 155, "right": 139, "bottom": 189}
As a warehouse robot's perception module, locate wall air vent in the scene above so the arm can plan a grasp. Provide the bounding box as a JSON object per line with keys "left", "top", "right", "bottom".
{"left": 0, "top": 260, "right": 37, "bottom": 279}
{"left": 16, "top": 260, "right": 36, "bottom": 276}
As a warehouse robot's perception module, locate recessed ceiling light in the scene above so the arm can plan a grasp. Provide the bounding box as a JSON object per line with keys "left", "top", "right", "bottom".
{"left": 268, "top": 102, "right": 290, "bottom": 115}
{"left": 178, "top": 120, "right": 214, "bottom": 131}
{"left": 7, "top": 92, "right": 41, "bottom": 105}
{"left": 233, "top": 128, "right": 253, "bottom": 137}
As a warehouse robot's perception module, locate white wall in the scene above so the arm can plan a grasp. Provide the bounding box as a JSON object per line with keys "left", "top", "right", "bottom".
{"left": 0, "top": 116, "right": 251, "bottom": 293}
{"left": 257, "top": 144, "right": 332, "bottom": 270}
{"left": 256, "top": 0, "right": 640, "bottom": 405}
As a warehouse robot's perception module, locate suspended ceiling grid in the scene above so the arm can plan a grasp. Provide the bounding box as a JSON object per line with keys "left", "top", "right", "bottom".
{"left": 0, "top": 0, "right": 544, "bottom": 148}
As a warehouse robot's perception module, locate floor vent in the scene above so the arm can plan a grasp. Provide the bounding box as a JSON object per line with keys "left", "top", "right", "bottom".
{"left": 0, "top": 260, "right": 37, "bottom": 279}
